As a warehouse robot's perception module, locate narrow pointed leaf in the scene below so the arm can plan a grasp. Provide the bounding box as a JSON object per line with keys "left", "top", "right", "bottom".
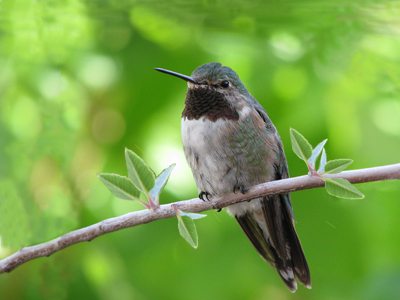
{"left": 178, "top": 215, "right": 198, "bottom": 248}
{"left": 309, "top": 139, "right": 327, "bottom": 166}
{"left": 290, "top": 128, "right": 312, "bottom": 162}
{"left": 98, "top": 173, "right": 141, "bottom": 201}
{"left": 150, "top": 164, "right": 175, "bottom": 200}
{"left": 318, "top": 148, "right": 327, "bottom": 173}
{"left": 125, "top": 148, "right": 156, "bottom": 195}
{"left": 324, "top": 159, "right": 353, "bottom": 174}
{"left": 323, "top": 177, "right": 364, "bottom": 199}
{"left": 180, "top": 211, "right": 207, "bottom": 220}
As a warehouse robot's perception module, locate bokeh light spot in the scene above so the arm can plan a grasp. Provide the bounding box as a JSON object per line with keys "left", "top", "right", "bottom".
{"left": 101, "top": 26, "right": 131, "bottom": 51}
{"left": 92, "top": 109, "right": 126, "bottom": 145}
{"left": 38, "top": 69, "right": 66, "bottom": 100}
{"left": 372, "top": 99, "right": 400, "bottom": 136}
{"left": 270, "top": 32, "right": 304, "bottom": 61}
{"left": 362, "top": 34, "right": 400, "bottom": 60}
{"left": 78, "top": 55, "right": 118, "bottom": 90}
{"left": 10, "top": 96, "right": 42, "bottom": 139}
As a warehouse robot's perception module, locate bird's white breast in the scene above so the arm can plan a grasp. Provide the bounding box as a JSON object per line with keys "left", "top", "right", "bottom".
{"left": 181, "top": 116, "right": 264, "bottom": 217}
{"left": 181, "top": 117, "right": 235, "bottom": 195}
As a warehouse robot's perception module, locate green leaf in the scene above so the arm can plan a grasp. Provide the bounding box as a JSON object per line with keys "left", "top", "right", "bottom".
{"left": 125, "top": 148, "right": 156, "bottom": 196}
{"left": 324, "top": 159, "right": 353, "bottom": 174}
{"left": 309, "top": 139, "right": 327, "bottom": 167}
{"left": 318, "top": 148, "right": 327, "bottom": 173}
{"left": 180, "top": 211, "right": 207, "bottom": 220}
{"left": 290, "top": 128, "right": 312, "bottom": 162}
{"left": 323, "top": 177, "right": 364, "bottom": 199}
{"left": 98, "top": 173, "right": 142, "bottom": 201}
{"left": 150, "top": 164, "right": 175, "bottom": 201}
{"left": 177, "top": 215, "right": 199, "bottom": 248}
{"left": 174, "top": 207, "right": 204, "bottom": 248}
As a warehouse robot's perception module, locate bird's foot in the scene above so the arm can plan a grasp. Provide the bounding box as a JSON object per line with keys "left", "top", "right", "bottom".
{"left": 233, "top": 185, "right": 248, "bottom": 194}
{"left": 199, "top": 191, "right": 211, "bottom": 201}
{"left": 199, "top": 191, "right": 220, "bottom": 211}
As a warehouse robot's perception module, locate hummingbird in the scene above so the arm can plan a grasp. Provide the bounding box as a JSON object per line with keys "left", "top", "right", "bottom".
{"left": 155, "top": 62, "right": 311, "bottom": 292}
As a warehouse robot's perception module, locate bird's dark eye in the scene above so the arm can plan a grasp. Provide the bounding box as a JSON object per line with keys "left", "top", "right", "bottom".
{"left": 200, "top": 81, "right": 208, "bottom": 85}
{"left": 220, "top": 80, "right": 230, "bottom": 88}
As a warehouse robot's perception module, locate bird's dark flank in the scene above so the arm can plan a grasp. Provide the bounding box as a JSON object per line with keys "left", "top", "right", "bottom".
{"left": 155, "top": 63, "right": 311, "bottom": 292}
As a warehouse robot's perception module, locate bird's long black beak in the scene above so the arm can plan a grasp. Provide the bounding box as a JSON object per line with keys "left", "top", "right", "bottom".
{"left": 154, "top": 68, "right": 198, "bottom": 84}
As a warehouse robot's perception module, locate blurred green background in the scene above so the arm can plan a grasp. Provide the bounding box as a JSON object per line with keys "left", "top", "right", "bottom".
{"left": 1, "top": 0, "right": 400, "bottom": 299}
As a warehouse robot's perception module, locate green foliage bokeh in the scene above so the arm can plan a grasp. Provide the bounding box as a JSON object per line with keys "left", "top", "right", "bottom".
{"left": 1, "top": 0, "right": 400, "bottom": 299}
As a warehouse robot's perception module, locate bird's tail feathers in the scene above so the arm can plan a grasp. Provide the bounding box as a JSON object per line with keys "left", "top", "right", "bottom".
{"left": 235, "top": 195, "right": 311, "bottom": 292}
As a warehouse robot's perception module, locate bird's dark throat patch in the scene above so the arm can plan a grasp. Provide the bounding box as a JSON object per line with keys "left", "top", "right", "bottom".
{"left": 182, "top": 87, "right": 239, "bottom": 122}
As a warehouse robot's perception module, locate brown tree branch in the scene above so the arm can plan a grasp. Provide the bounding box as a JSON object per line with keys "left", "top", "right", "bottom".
{"left": 0, "top": 163, "right": 399, "bottom": 274}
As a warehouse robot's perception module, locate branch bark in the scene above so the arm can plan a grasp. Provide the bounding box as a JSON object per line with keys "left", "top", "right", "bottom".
{"left": 1, "top": 163, "right": 399, "bottom": 274}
